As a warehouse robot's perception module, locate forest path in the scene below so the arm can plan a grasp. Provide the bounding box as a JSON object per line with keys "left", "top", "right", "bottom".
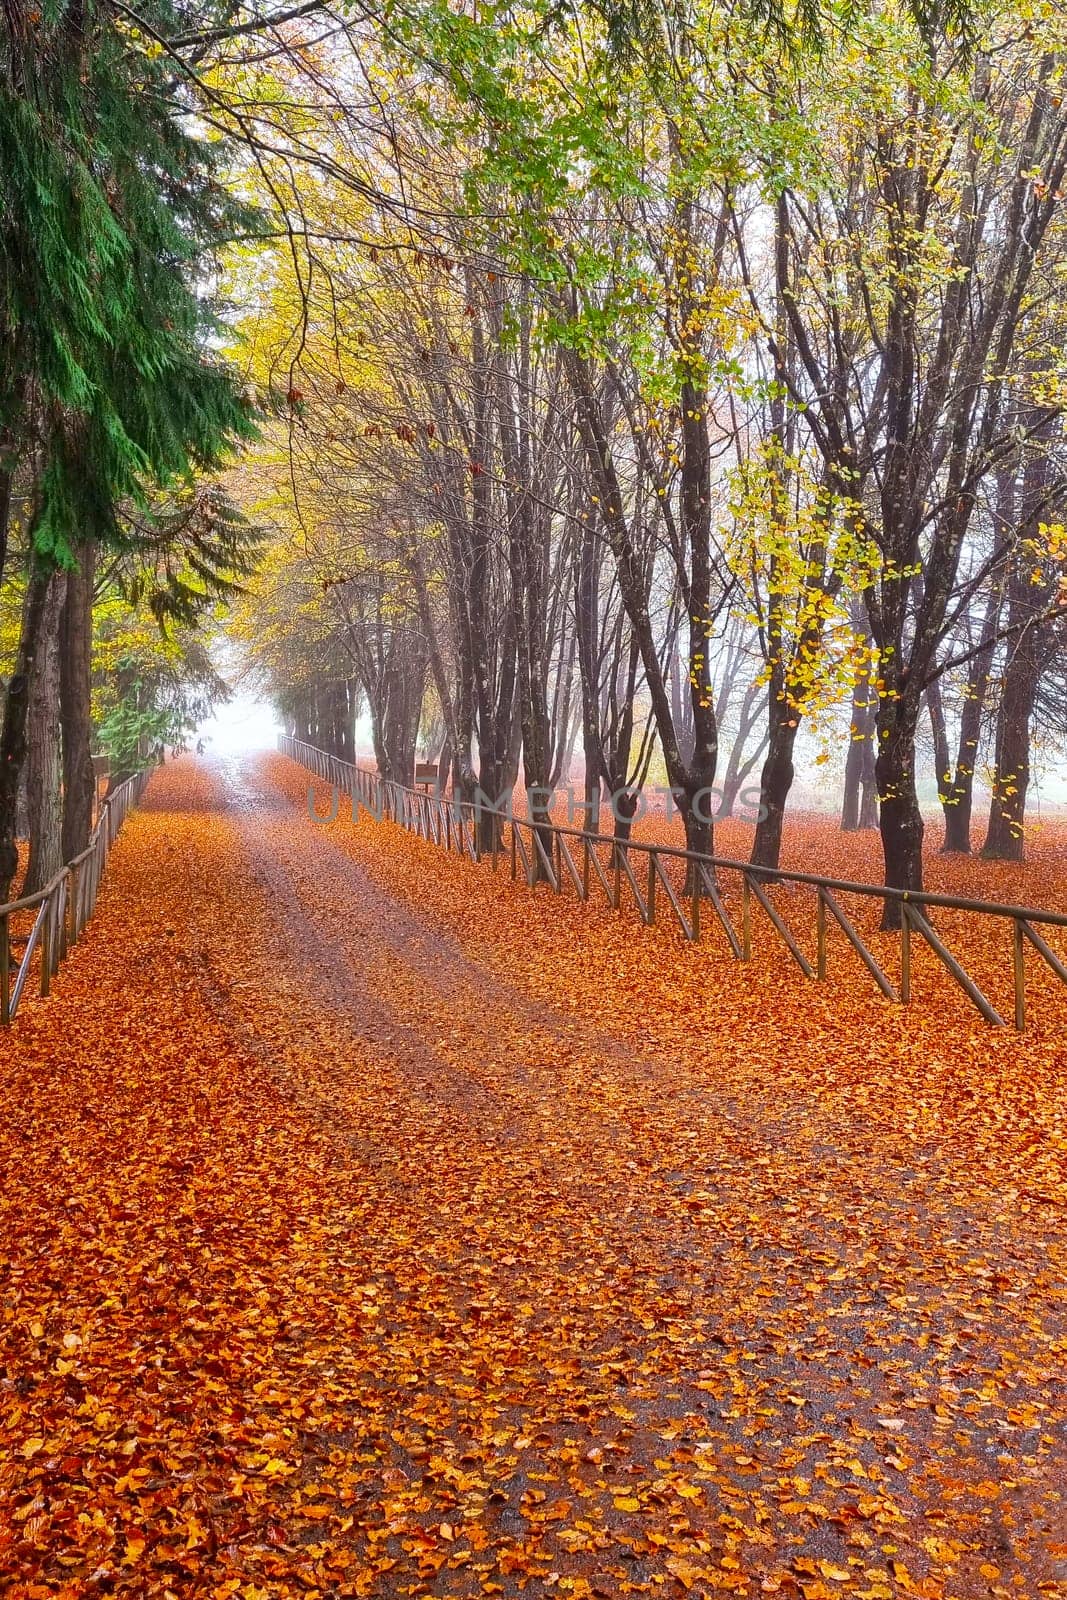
{"left": 0, "top": 753, "right": 1064, "bottom": 1599}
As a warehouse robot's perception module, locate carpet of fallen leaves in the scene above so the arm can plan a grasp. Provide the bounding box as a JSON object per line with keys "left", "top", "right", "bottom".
{"left": 1, "top": 753, "right": 1065, "bottom": 1600}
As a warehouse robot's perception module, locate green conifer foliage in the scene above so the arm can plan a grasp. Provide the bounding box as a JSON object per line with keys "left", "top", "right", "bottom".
{"left": 0, "top": 0, "right": 260, "bottom": 573}
{"left": 0, "top": 0, "right": 262, "bottom": 896}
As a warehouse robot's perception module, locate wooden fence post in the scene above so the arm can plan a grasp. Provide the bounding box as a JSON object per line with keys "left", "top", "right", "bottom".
{"left": 1012, "top": 917, "right": 1026, "bottom": 1033}
{"left": 1, "top": 913, "right": 9, "bottom": 1025}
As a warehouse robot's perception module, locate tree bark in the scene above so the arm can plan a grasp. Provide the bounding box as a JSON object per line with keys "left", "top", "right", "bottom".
{"left": 679, "top": 794, "right": 713, "bottom": 863}
{"left": 341, "top": 680, "right": 357, "bottom": 763}
{"left": 574, "top": 513, "right": 604, "bottom": 836}
{"left": 669, "top": 643, "right": 695, "bottom": 767}
{"left": 60, "top": 542, "right": 97, "bottom": 861}
{"left": 875, "top": 690, "right": 924, "bottom": 926}
{"left": 841, "top": 655, "right": 878, "bottom": 831}
{"left": 750, "top": 706, "right": 798, "bottom": 870}
{"left": 981, "top": 600, "right": 1050, "bottom": 862}
{"left": 940, "top": 474, "right": 1009, "bottom": 851}
{"left": 980, "top": 424, "right": 1059, "bottom": 858}
{"left": 24, "top": 568, "right": 68, "bottom": 894}
{"left": 607, "top": 789, "right": 637, "bottom": 867}
{"left": 0, "top": 558, "right": 56, "bottom": 901}
{"left": 0, "top": 467, "right": 12, "bottom": 593}
{"left": 925, "top": 680, "right": 951, "bottom": 827}
{"left": 859, "top": 739, "right": 879, "bottom": 830}
{"left": 0, "top": 375, "right": 27, "bottom": 592}
{"left": 981, "top": 651, "right": 1038, "bottom": 861}
{"left": 940, "top": 600, "right": 999, "bottom": 853}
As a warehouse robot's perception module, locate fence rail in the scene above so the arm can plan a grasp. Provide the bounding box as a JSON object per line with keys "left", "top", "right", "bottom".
{"left": 281, "top": 736, "right": 1067, "bottom": 1032}
{"left": 1, "top": 767, "right": 152, "bottom": 1026}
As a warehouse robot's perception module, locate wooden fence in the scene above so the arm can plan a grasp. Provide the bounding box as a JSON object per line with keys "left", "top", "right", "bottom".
{"left": 0, "top": 768, "right": 152, "bottom": 1025}
{"left": 280, "top": 736, "right": 1067, "bottom": 1032}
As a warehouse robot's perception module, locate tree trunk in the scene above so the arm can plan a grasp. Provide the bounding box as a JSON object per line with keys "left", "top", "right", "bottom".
{"left": 842, "top": 608, "right": 878, "bottom": 832}
{"left": 0, "top": 558, "right": 56, "bottom": 901}
{"left": 607, "top": 789, "right": 636, "bottom": 867}
{"left": 941, "top": 575, "right": 1004, "bottom": 853}
{"left": 24, "top": 569, "right": 68, "bottom": 895}
{"left": 341, "top": 681, "right": 357, "bottom": 763}
{"left": 926, "top": 680, "right": 951, "bottom": 816}
{"left": 566, "top": 344, "right": 718, "bottom": 891}
{"left": 680, "top": 792, "right": 713, "bottom": 867}
{"left": 981, "top": 617, "right": 1047, "bottom": 862}
{"left": 716, "top": 750, "right": 765, "bottom": 819}
{"left": 574, "top": 516, "right": 604, "bottom": 836}
{"left": 582, "top": 770, "right": 601, "bottom": 836}
{"left": 60, "top": 543, "right": 97, "bottom": 861}
{"left": 0, "top": 377, "right": 27, "bottom": 593}
{"left": 669, "top": 645, "right": 695, "bottom": 767}
{"left": 980, "top": 435, "right": 1057, "bottom": 859}
{"left": 875, "top": 695, "right": 924, "bottom": 927}
{"left": 717, "top": 679, "right": 766, "bottom": 819}
{"left": 858, "top": 738, "right": 879, "bottom": 830}
{"left": 436, "top": 737, "right": 452, "bottom": 797}
{"left": 0, "top": 466, "right": 13, "bottom": 593}
{"left": 750, "top": 708, "right": 798, "bottom": 870}
{"left": 841, "top": 688, "right": 867, "bottom": 831}
{"left": 329, "top": 679, "right": 350, "bottom": 761}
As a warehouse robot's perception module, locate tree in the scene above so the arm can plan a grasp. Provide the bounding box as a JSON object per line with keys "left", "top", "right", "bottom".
{"left": 0, "top": 0, "right": 259, "bottom": 898}
{"left": 22, "top": 572, "right": 67, "bottom": 894}
{"left": 211, "top": 0, "right": 1067, "bottom": 894}
{"left": 727, "top": 438, "right": 866, "bottom": 868}
{"left": 982, "top": 501, "right": 1067, "bottom": 859}
{"left": 736, "top": 11, "right": 1067, "bottom": 915}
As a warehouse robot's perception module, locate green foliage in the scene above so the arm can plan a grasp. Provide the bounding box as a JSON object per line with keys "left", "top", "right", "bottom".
{"left": 0, "top": 0, "right": 261, "bottom": 566}
{"left": 95, "top": 639, "right": 229, "bottom": 775}
{"left": 119, "top": 485, "right": 269, "bottom": 630}
{"left": 97, "top": 694, "right": 178, "bottom": 776}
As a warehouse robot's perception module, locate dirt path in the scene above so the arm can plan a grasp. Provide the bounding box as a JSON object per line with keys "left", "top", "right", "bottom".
{"left": 1, "top": 754, "right": 1064, "bottom": 1600}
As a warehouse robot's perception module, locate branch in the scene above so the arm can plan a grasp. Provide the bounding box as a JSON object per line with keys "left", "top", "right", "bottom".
{"left": 148, "top": 1, "right": 330, "bottom": 50}
{"left": 925, "top": 600, "right": 1067, "bottom": 685}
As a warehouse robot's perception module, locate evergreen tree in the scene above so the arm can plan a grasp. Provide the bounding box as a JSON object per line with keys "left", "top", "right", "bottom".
{"left": 0, "top": 0, "right": 261, "bottom": 897}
